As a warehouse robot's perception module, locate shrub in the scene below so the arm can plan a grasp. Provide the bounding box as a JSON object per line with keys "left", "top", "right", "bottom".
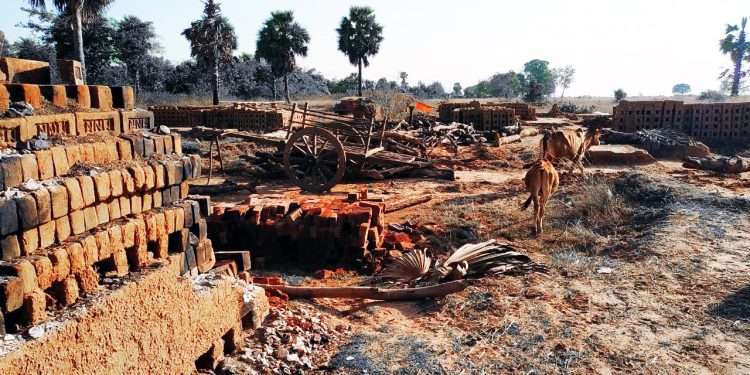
{"left": 697, "top": 89, "right": 726, "bottom": 102}
{"left": 613, "top": 88, "right": 627, "bottom": 101}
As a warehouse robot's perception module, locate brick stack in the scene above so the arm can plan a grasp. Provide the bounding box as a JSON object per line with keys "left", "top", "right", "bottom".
{"left": 149, "top": 103, "right": 302, "bottom": 131}
{"left": 207, "top": 193, "right": 386, "bottom": 266}
{"left": 613, "top": 100, "right": 750, "bottom": 141}
{"left": 439, "top": 100, "right": 536, "bottom": 126}
{"left": 0, "top": 118, "right": 212, "bottom": 335}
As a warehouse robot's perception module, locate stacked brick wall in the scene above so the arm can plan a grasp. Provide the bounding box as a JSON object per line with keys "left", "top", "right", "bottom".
{"left": 613, "top": 100, "right": 750, "bottom": 141}
{"left": 439, "top": 100, "right": 536, "bottom": 124}
{"left": 149, "top": 103, "right": 303, "bottom": 132}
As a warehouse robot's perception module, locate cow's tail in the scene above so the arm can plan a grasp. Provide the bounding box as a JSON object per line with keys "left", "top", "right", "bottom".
{"left": 520, "top": 195, "right": 532, "bottom": 211}
{"left": 541, "top": 132, "right": 550, "bottom": 160}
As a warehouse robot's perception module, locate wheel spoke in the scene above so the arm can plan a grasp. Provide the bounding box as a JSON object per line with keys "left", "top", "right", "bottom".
{"left": 316, "top": 138, "right": 329, "bottom": 156}
{"left": 320, "top": 164, "right": 336, "bottom": 177}
{"left": 293, "top": 144, "right": 310, "bottom": 156}
{"left": 301, "top": 136, "right": 313, "bottom": 154}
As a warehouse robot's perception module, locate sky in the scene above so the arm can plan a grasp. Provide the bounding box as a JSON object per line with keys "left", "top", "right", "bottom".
{"left": 1, "top": 0, "right": 748, "bottom": 96}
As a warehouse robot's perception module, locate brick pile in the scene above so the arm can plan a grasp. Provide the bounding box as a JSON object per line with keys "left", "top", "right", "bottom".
{"left": 149, "top": 103, "right": 302, "bottom": 132}
{"left": 613, "top": 100, "right": 750, "bottom": 141}
{"left": 1, "top": 83, "right": 134, "bottom": 114}
{"left": 207, "top": 193, "right": 386, "bottom": 268}
{"left": 438, "top": 100, "right": 536, "bottom": 126}
{"left": 0, "top": 118, "right": 212, "bottom": 335}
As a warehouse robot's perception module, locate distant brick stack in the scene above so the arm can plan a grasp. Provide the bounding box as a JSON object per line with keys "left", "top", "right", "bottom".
{"left": 613, "top": 100, "right": 750, "bottom": 141}
{"left": 439, "top": 100, "right": 536, "bottom": 125}
{"left": 149, "top": 103, "right": 302, "bottom": 132}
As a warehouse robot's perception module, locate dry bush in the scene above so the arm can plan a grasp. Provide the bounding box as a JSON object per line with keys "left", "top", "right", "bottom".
{"left": 370, "top": 89, "right": 411, "bottom": 121}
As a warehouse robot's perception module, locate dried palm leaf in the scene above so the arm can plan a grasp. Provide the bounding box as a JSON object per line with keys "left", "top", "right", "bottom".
{"left": 379, "top": 249, "right": 432, "bottom": 282}
{"left": 434, "top": 239, "right": 537, "bottom": 279}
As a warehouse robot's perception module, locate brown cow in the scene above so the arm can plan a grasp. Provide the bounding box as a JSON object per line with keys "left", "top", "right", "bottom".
{"left": 539, "top": 128, "right": 603, "bottom": 176}
{"left": 521, "top": 159, "right": 560, "bottom": 235}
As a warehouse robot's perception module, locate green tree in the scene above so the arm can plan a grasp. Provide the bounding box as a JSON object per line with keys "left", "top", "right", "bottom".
{"left": 614, "top": 88, "right": 627, "bottom": 101}
{"left": 336, "top": 6, "right": 383, "bottom": 97}
{"left": 11, "top": 37, "right": 54, "bottom": 61}
{"left": 553, "top": 65, "right": 575, "bottom": 98}
{"left": 113, "top": 16, "right": 158, "bottom": 94}
{"left": 27, "top": 0, "right": 115, "bottom": 83}
{"left": 399, "top": 71, "right": 408, "bottom": 89}
{"left": 49, "top": 13, "right": 116, "bottom": 84}
{"left": 452, "top": 82, "right": 462, "bottom": 97}
{"left": 719, "top": 17, "right": 750, "bottom": 96}
{"left": 182, "top": 0, "right": 237, "bottom": 105}
{"left": 256, "top": 10, "right": 310, "bottom": 104}
{"left": 672, "top": 83, "right": 691, "bottom": 95}
{"left": 521, "top": 59, "right": 555, "bottom": 101}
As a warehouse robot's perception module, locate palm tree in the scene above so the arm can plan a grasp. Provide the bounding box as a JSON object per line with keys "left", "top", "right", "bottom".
{"left": 256, "top": 11, "right": 309, "bottom": 104}
{"left": 182, "top": 0, "right": 237, "bottom": 105}
{"left": 720, "top": 17, "right": 750, "bottom": 96}
{"left": 337, "top": 6, "right": 383, "bottom": 97}
{"left": 27, "top": 0, "right": 115, "bottom": 84}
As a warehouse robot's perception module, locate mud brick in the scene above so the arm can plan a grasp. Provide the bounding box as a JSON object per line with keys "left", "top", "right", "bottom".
{"left": 93, "top": 142, "right": 110, "bottom": 164}
{"left": 54, "top": 215, "right": 71, "bottom": 243}
{"left": 142, "top": 192, "right": 153, "bottom": 211}
{"left": 172, "top": 134, "right": 182, "bottom": 155}
{"left": 182, "top": 157, "right": 193, "bottom": 180}
{"left": 110, "top": 247, "right": 129, "bottom": 275}
{"left": 83, "top": 206, "right": 98, "bottom": 230}
{"left": 183, "top": 202, "right": 195, "bottom": 228}
{"left": 65, "top": 85, "right": 90, "bottom": 108}
{"left": 111, "top": 86, "right": 134, "bottom": 109}
{"left": 131, "top": 194, "right": 142, "bottom": 214}
{"left": 29, "top": 256, "right": 53, "bottom": 290}
{"left": 0, "top": 276, "right": 24, "bottom": 313}
{"left": 0, "top": 259, "right": 37, "bottom": 294}
{"left": 0, "top": 85, "right": 9, "bottom": 114}
{"left": 69, "top": 210, "right": 85, "bottom": 235}
{"left": 77, "top": 175, "right": 96, "bottom": 206}
{"left": 152, "top": 190, "right": 162, "bottom": 208}
{"left": 55, "top": 276, "right": 79, "bottom": 306}
{"left": 15, "top": 193, "right": 38, "bottom": 229}
{"left": 128, "top": 165, "right": 146, "bottom": 191}
{"left": 164, "top": 209, "right": 176, "bottom": 234}
{"left": 46, "top": 185, "right": 67, "bottom": 220}
{"left": 75, "top": 266, "right": 99, "bottom": 294}
{"left": 154, "top": 234, "right": 169, "bottom": 258}
{"left": 48, "top": 248, "right": 70, "bottom": 283}
{"left": 50, "top": 146, "right": 70, "bottom": 176}
{"left": 108, "top": 199, "right": 121, "bottom": 220}
{"left": 184, "top": 242, "right": 197, "bottom": 272}
{"left": 145, "top": 214, "right": 158, "bottom": 243}
{"left": 94, "top": 231, "right": 111, "bottom": 261}
{"left": 39, "top": 84, "right": 68, "bottom": 107}
{"left": 190, "top": 154, "right": 201, "bottom": 178}
{"left": 95, "top": 202, "right": 109, "bottom": 224}
{"left": 180, "top": 181, "right": 189, "bottom": 199}
{"left": 23, "top": 288, "right": 47, "bottom": 324}
{"left": 161, "top": 186, "right": 173, "bottom": 206}
{"left": 0, "top": 235, "right": 21, "bottom": 261}
{"left": 152, "top": 163, "right": 165, "bottom": 189}
{"left": 129, "top": 218, "right": 148, "bottom": 267}
{"left": 188, "top": 200, "right": 201, "bottom": 222}
{"left": 172, "top": 184, "right": 182, "bottom": 204}
{"left": 196, "top": 239, "right": 216, "bottom": 272}
{"left": 1, "top": 156, "right": 23, "bottom": 190}
{"left": 164, "top": 136, "right": 173, "bottom": 154}
{"left": 169, "top": 228, "right": 189, "bottom": 254}
{"left": 66, "top": 242, "right": 85, "bottom": 274}
{"left": 143, "top": 138, "right": 156, "bottom": 157}
{"left": 121, "top": 220, "right": 135, "bottom": 248}
{"left": 6, "top": 84, "right": 42, "bottom": 108}
{"left": 116, "top": 138, "right": 132, "bottom": 161}
{"left": 154, "top": 136, "right": 166, "bottom": 155}
{"left": 63, "top": 178, "right": 84, "bottom": 211}
{"left": 106, "top": 142, "right": 119, "bottom": 162}
{"left": 33, "top": 149, "right": 54, "bottom": 180}
{"left": 0, "top": 199, "right": 19, "bottom": 236}
{"left": 215, "top": 251, "right": 252, "bottom": 271}
{"left": 38, "top": 220, "right": 55, "bottom": 248}
{"left": 20, "top": 228, "right": 38, "bottom": 255}
{"left": 81, "top": 236, "right": 98, "bottom": 265}
{"left": 88, "top": 85, "right": 113, "bottom": 110}
{"left": 143, "top": 165, "right": 155, "bottom": 191}
{"left": 92, "top": 171, "right": 111, "bottom": 201}
{"left": 109, "top": 169, "right": 123, "bottom": 197}
{"left": 81, "top": 143, "right": 95, "bottom": 163}
{"left": 191, "top": 218, "right": 208, "bottom": 241}
{"left": 119, "top": 196, "right": 131, "bottom": 216}
{"left": 175, "top": 206, "right": 185, "bottom": 229}
{"left": 173, "top": 162, "right": 184, "bottom": 184}
{"left": 125, "top": 135, "right": 145, "bottom": 158}
{"left": 64, "top": 144, "right": 81, "bottom": 168}
{"left": 31, "top": 188, "right": 51, "bottom": 225}
{"left": 107, "top": 226, "right": 124, "bottom": 260}
{"left": 121, "top": 168, "right": 135, "bottom": 194}
{"left": 19, "top": 154, "right": 39, "bottom": 181}
{"left": 164, "top": 161, "right": 176, "bottom": 185}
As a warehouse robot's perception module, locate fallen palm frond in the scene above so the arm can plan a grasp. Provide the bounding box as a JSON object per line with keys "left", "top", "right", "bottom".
{"left": 379, "top": 249, "right": 432, "bottom": 281}
{"left": 256, "top": 280, "right": 468, "bottom": 300}
{"left": 434, "top": 239, "right": 538, "bottom": 279}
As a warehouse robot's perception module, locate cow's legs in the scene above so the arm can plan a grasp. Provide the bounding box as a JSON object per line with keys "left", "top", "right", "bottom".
{"left": 532, "top": 196, "right": 540, "bottom": 235}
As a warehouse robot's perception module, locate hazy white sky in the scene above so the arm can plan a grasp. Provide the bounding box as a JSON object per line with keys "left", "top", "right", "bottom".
{"left": 1, "top": 0, "right": 748, "bottom": 96}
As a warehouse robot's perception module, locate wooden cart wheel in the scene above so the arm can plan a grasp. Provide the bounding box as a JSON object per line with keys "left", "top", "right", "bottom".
{"left": 283, "top": 127, "right": 346, "bottom": 193}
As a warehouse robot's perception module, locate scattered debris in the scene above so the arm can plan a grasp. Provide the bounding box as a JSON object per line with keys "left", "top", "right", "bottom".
{"left": 379, "top": 249, "right": 432, "bottom": 282}
{"left": 683, "top": 155, "right": 750, "bottom": 173}
{"left": 384, "top": 194, "right": 433, "bottom": 213}
{"left": 602, "top": 129, "right": 710, "bottom": 158}
{"left": 256, "top": 280, "right": 468, "bottom": 300}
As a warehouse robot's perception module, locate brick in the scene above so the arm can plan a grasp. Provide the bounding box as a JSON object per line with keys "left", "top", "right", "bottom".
{"left": 154, "top": 136, "right": 165, "bottom": 155}
{"left": 83, "top": 206, "right": 98, "bottom": 230}
{"left": 65, "top": 144, "right": 82, "bottom": 167}
{"left": 93, "top": 142, "right": 109, "bottom": 164}
{"left": 32, "top": 188, "right": 51, "bottom": 224}
{"left": 1, "top": 156, "right": 23, "bottom": 190}
{"left": 58, "top": 60, "right": 83, "bottom": 85}
{"left": 164, "top": 136, "right": 173, "bottom": 154}
{"left": 96, "top": 202, "right": 109, "bottom": 224}
{"left": 0, "top": 259, "right": 37, "bottom": 294}
{"left": 190, "top": 154, "right": 201, "bottom": 177}
{"left": 47, "top": 184, "right": 68, "bottom": 219}
{"left": 29, "top": 256, "right": 53, "bottom": 290}
{"left": 116, "top": 139, "right": 132, "bottom": 160}
{"left": 108, "top": 199, "right": 121, "bottom": 220}
{"left": 81, "top": 143, "right": 95, "bottom": 163}
{"left": 106, "top": 142, "right": 118, "bottom": 162}
{"left": 144, "top": 215, "right": 158, "bottom": 243}
{"left": 19, "top": 154, "right": 39, "bottom": 181}
{"left": 63, "top": 178, "right": 84, "bottom": 211}
{"left": 92, "top": 171, "right": 111, "bottom": 201}
{"left": 55, "top": 276, "right": 79, "bottom": 306}
{"left": 215, "top": 251, "right": 252, "bottom": 271}
{"left": 48, "top": 248, "right": 70, "bottom": 283}
{"left": 5, "top": 84, "right": 42, "bottom": 108}
{"left": 153, "top": 190, "right": 162, "bottom": 208}
{"left": 169, "top": 228, "right": 189, "bottom": 254}
{"left": 66, "top": 242, "right": 85, "bottom": 274}
{"left": 0, "top": 85, "right": 8, "bottom": 114}
{"left": 151, "top": 163, "right": 165, "bottom": 189}
{"left": 88, "top": 86, "right": 113, "bottom": 110}
{"left": 109, "top": 169, "right": 123, "bottom": 197}
{"left": 0, "top": 199, "right": 18, "bottom": 236}
{"left": 196, "top": 239, "right": 216, "bottom": 272}
{"left": 38, "top": 220, "right": 56, "bottom": 248}
{"left": 183, "top": 202, "right": 194, "bottom": 228}
{"left": 172, "top": 134, "right": 182, "bottom": 155}
{"left": 75, "top": 266, "right": 99, "bottom": 293}
{"left": 54, "top": 215, "right": 71, "bottom": 243}
{"left": 0, "top": 235, "right": 21, "bottom": 261}
{"left": 175, "top": 205, "right": 185, "bottom": 229}
{"left": 15, "top": 193, "right": 38, "bottom": 229}
{"left": 121, "top": 220, "right": 136, "bottom": 249}
{"left": 154, "top": 234, "right": 169, "bottom": 258}
{"left": 110, "top": 247, "right": 129, "bottom": 276}
{"left": 0, "top": 276, "right": 24, "bottom": 313}
{"left": 65, "top": 85, "right": 90, "bottom": 108}
{"left": 143, "top": 165, "right": 155, "bottom": 191}
{"left": 69, "top": 210, "right": 85, "bottom": 235}
{"left": 164, "top": 209, "right": 176, "bottom": 234}
{"left": 142, "top": 192, "right": 153, "bottom": 211}
{"left": 23, "top": 288, "right": 47, "bottom": 324}
{"left": 130, "top": 218, "right": 148, "bottom": 266}
{"left": 119, "top": 196, "right": 131, "bottom": 216}
{"left": 81, "top": 236, "right": 98, "bottom": 265}
{"left": 77, "top": 175, "right": 96, "bottom": 207}
{"left": 26, "top": 113, "right": 76, "bottom": 138}
{"left": 180, "top": 181, "right": 189, "bottom": 199}
{"left": 143, "top": 138, "right": 155, "bottom": 157}
{"left": 39, "top": 84, "right": 67, "bottom": 107}
{"left": 192, "top": 218, "right": 208, "bottom": 241}
{"left": 111, "top": 86, "right": 134, "bottom": 109}
{"left": 33, "top": 149, "right": 54, "bottom": 180}
{"left": 121, "top": 168, "right": 135, "bottom": 194}
{"left": 131, "top": 195, "right": 142, "bottom": 214}
{"left": 20, "top": 228, "right": 39, "bottom": 255}
{"left": 50, "top": 146, "right": 70, "bottom": 176}
{"left": 75, "top": 111, "right": 120, "bottom": 136}
{"left": 94, "top": 231, "right": 111, "bottom": 261}
{"left": 189, "top": 195, "right": 211, "bottom": 217}
{"left": 129, "top": 165, "right": 146, "bottom": 191}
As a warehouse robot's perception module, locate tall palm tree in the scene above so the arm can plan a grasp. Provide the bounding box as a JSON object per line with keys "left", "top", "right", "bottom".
{"left": 256, "top": 11, "right": 309, "bottom": 104}
{"left": 720, "top": 17, "right": 750, "bottom": 96}
{"left": 28, "top": 0, "right": 115, "bottom": 84}
{"left": 182, "top": 0, "right": 237, "bottom": 105}
{"left": 337, "top": 6, "right": 383, "bottom": 97}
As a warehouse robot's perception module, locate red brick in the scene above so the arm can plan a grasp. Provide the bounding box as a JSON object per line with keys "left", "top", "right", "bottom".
{"left": 1, "top": 156, "right": 23, "bottom": 189}
{"left": 92, "top": 171, "right": 111, "bottom": 201}
{"left": 94, "top": 230, "right": 111, "bottom": 261}
{"left": 0, "top": 276, "right": 24, "bottom": 312}
{"left": 5, "top": 84, "right": 42, "bottom": 108}
{"left": 33, "top": 149, "right": 54, "bottom": 180}
{"left": 65, "top": 85, "right": 90, "bottom": 108}
{"left": 93, "top": 142, "right": 109, "bottom": 163}
{"left": 111, "top": 86, "right": 135, "bottom": 109}
{"left": 47, "top": 184, "right": 67, "bottom": 219}
{"left": 75, "top": 266, "right": 99, "bottom": 293}
{"left": 164, "top": 209, "right": 176, "bottom": 234}
{"left": 108, "top": 199, "right": 121, "bottom": 220}
{"left": 142, "top": 192, "right": 152, "bottom": 211}
{"left": 54, "top": 215, "right": 71, "bottom": 243}
{"left": 19, "top": 154, "right": 39, "bottom": 181}
{"left": 121, "top": 220, "right": 136, "bottom": 249}
{"left": 55, "top": 276, "right": 79, "bottom": 306}
{"left": 96, "top": 202, "right": 109, "bottom": 224}
{"left": 66, "top": 242, "right": 85, "bottom": 274}
{"left": 39, "top": 84, "right": 67, "bottom": 107}
{"left": 119, "top": 196, "right": 131, "bottom": 216}
{"left": 32, "top": 188, "right": 52, "bottom": 224}
{"left": 153, "top": 190, "right": 162, "bottom": 208}
{"left": 143, "top": 165, "right": 155, "bottom": 191}
{"left": 1, "top": 259, "right": 37, "bottom": 294}
{"left": 29, "top": 255, "right": 53, "bottom": 290}
{"left": 77, "top": 175, "right": 96, "bottom": 206}
{"left": 69, "top": 210, "right": 85, "bottom": 235}
{"left": 129, "top": 165, "right": 146, "bottom": 191}
{"left": 83, "top": 206, "right": 98, "bottom": 230}
{"left": 116, "top": 139, "right": 132, "bottom": 160}
{"left": 111, "top": 247, "right": 129, "bottom": 276}
{"left": 38, "top": 220, "right": 56, "bottom": 248}
{"left": 63, "top": 178, "right": 84, "bottom": 211}
{"left": 131, "top": 195, "right": 142, "bottom": 214}
{"left": 48, "top": 248, "right": 70, "bottom": 283}
{"left": 81, "top": 143, "right": 95, "bottom": 163}
{"left": 23, "top": 288, "right": 47, "bottom": 324}
{"left": 20, "top": 228, "right": 39, "bottom": 255}
{"left": 50, "top": 146, "right": 70, "bottom": 176}
{"left": 121, "top": 168, "right": 135, "bottom": 194}
{"left": 81, "top": 236, "right": 99, "bottom": 265}
{"left": 88, "top": 85, "right": 113, "bottom": 110}
{"left": 109, "top": 169, "right": 123, "bottom": 197}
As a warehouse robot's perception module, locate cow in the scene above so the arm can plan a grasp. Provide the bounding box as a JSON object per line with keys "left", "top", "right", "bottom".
{"left": 538, "top": 127, "right": 603, "bottom": 176}
{"left": 521, "top": 159, "right": 560, "bottom": 235}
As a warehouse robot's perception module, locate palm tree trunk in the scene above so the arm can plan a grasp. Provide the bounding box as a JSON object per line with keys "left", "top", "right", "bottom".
{"left": 271, "top": 79, "right": 277, "bottom": 101}
{"left": 134, "top": 69, "right": 140, "bottom": 96}
{"left": 560, "top": 86, "right": 566, "bottom": 98}
{"left": 212, "top": 59, "right": 220, "bottom": 105}
{"left": 73, "top": 5, "right": 86, "bottom": 84}
{"left": 732, "top": 61, "right": 742, "bottom": 96}
{"left": 358, "top": 58, "right": 363, "bottom": 97}
{"left": 284, "top": 74, "right": 290, "bottom": 104}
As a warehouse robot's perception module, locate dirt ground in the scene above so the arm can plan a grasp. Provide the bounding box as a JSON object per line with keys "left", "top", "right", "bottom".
{"left": 203, "top": 134, "right": 750, "bottom": 374}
